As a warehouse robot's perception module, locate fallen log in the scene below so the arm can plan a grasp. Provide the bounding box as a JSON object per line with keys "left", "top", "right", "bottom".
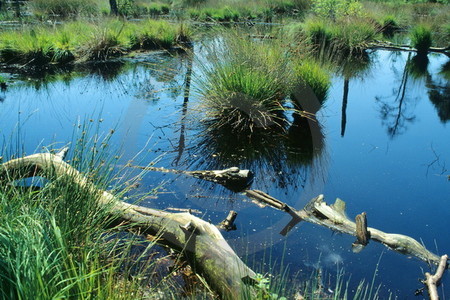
{"left": 368, "top": 41, "right": 450, "bottom": 56}
{"left": 131, "top": 164, "right": 253, "bottom": 192}
{"left": 0, "top": 151, "right": 257, "bottom": 299}
{"left": 246, "top": 190, "right": 445, "bottom": 267}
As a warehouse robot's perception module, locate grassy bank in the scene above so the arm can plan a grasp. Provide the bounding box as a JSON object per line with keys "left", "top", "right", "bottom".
{"left": 0, "top": 19, "right": 190, "bottom": 65}
{"left": 0, "top": 133, "right": 181, "bottom": 299}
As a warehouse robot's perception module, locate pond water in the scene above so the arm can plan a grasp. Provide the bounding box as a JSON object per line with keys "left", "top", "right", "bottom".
{"left": 0, "top": 46, "right": 449, "bottom": 298}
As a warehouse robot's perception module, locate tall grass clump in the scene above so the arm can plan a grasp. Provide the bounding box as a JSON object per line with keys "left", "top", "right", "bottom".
{"left": 196, "top": 34, "right": 293, "bottom": 131}
{"left": 292, "top": 60, "right": 331, "bottom": 105}
{"left": 0, "top": 20, "right": 190, "bottom": 65}
{"left": 124, "top": 19, "right": 182, "bottom": 50}
{"left": 0, "top": 129, "right": 182, "bottom": 299}
{"left": 30, "top": 0, "right": 100, "bottom": 18}
{"left": 410, "top": 24, "right": 432, "bottom": 55}
{"left": 301, "top": 17, "right": 377, "bottom": 57}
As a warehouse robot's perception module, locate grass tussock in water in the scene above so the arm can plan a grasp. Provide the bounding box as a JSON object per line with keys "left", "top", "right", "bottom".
{"left": 410, "top": 24, "right": 432, "bottom": 55}
{"left": 299, "top": 17, "right": 378, "bottom": 57}
{"left": 0, "top": 19, "right": 190, "bottom": 65}
{"left": 292, "top": 60, "right": 331, "bottom": 105}
{"left": 196, "top": 34, "right": 293, "bottom": 131}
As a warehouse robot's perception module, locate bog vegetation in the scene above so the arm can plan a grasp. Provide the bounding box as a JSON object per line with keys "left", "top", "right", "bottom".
{"left": 0, "top": 0, "right": 448, "bottom": 298}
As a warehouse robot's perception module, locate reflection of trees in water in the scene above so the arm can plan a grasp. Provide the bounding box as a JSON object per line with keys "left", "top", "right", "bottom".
{"left": 186, "top": 113, "right": 326, "bottom": 192}
{"left": 375, "top": 52, "right": 426, "bottom": 139}
{"left": 332, "top": 54, "right": 372, "bottom": 137}
{"left": 172, "top": 48, "right": 194, "bottom": 167}
{"left": 426, "top": 60, "right": 450, "bottom": 123}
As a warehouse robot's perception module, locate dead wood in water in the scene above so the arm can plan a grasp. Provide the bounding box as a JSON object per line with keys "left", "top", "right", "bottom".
{"left": 0, "top": 150, "right": 257, "bottom": 299}
{"left": 131, "top": 164, "right": 253, "bottom": 191}
{"left": 246, "top": 189, "right": 444, "bottom": 267}
{"left": 423, "top": 254, "right": 449, "bottom": 300}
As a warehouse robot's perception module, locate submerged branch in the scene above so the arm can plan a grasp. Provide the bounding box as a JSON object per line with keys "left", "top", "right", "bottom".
{"left": 246, "top": 189, "right": 444, "bottom": 267}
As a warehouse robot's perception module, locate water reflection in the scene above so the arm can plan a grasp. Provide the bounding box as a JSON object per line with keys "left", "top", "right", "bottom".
{"left": 335, "top": 54, "right": 372, "bottom": 137}
{"left": 376, "top": 52, "right": 419, "bottom": 138}
{"left": 188, "top": 112, "right": 325, "bottom": 192}
{"left": 427, "top": 60, "right": 450, "bottom": 123}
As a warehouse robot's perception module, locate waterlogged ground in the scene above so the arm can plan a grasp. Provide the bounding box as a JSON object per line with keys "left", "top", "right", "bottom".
{"left": 1, "top": 48, "right": 450, "bottom": 298}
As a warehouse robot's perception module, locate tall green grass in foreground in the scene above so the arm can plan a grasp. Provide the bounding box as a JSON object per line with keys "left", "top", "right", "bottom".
{"left": 0, "top": 19, "right": 190, "bottom": 65}
{"left": 0, "top": 131, "right": 182, "bottom": 299}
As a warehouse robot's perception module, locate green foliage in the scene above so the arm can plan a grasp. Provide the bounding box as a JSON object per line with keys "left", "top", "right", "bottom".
{"left": 311, "top": 0, "right": 364, "bottom": 20}
{"left": 197, "top": 34, "right": 293, "bottom": 131}
{"left": 30, "top": 0, "right": 100, "bottom": 17}
{"left": 381, "top": 15, "right": 398, "bottom": 36}
{"left": 252, "top": 274, "right": 288, "bottom": 300}
{"left": 0, "top": 131, "right": 156, "bottom": 299}
{"left": 410, "top": 24, "right": 432, "bottom": 55}
{"left": 292, "top": 60, "right": 331, "bottom": 104}
{"left": 301, "top": 17, "right": 377, "bottom": 56}
{"left": 0, "top": 20, "right": 190, "bottom": 65}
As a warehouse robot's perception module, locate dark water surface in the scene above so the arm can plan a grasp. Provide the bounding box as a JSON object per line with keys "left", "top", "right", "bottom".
{"left": 1, "top": 48, "right": 449, "bottom": 298}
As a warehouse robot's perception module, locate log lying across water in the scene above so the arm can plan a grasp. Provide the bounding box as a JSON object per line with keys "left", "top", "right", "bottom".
{"left": 0, "top": 151, "right": 256, "bottom": 300}
{"left": 246, "top": 190, "right": 446, "bottom": 267}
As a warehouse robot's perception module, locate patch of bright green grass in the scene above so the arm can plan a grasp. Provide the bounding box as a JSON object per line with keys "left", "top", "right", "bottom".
{"left": 410, "top": 24, "right": 432, "bottom": 55}
{"left": 0, "top": 20, "right": 191, "bottom": 65}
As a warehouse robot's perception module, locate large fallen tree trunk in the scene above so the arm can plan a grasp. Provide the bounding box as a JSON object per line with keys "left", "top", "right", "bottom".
{"left": 246, "top": 190, "right": 446, "bottom": 267}
{"left": 0, "top": 150, "right": 256, "bottom": 299}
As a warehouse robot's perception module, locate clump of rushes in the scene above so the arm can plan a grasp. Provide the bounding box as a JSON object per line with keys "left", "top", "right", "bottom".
{"left": 0, "top": 130, "right": 170, "bottom": 299}
{"left": 380, "top": 15, "right": 398, "bottom": 36}
{"left": 301, "top": 17, "right": 377, "bottom": 56}
{"left": 410, "top": 24, "right": 432, "bottom": 55}
{"left": 292, "top": 60, "right": 331, "bottom": 105}
{"left": 124, "top": 19, "right": 180, "bottom": 50}
{"left": 30, "top": 0, "right": 100, "bottom": 18}
{"left": 197, "top": 35, "right": 292, "bottom": 131}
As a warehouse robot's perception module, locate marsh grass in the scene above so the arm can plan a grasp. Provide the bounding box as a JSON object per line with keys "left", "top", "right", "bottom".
{"left": 30, "top": 0, "right": 100, "bottom": 18}
{"left": 292, "top": 60, "right": 331, "bottom": 104}
{"left": 301, "top": 17, "right": 378, "bottom": 57}
{"left": 410, "top": 24, "right": 432, "bottom": 55}
{"left": 0, "top": 128, "right": 187, "bottom": 299}
{"left": 0, "top": 20, "right": 190, "bottom": 65}
{"left": 196, "top": 33, "right": 293, "bottom": 131}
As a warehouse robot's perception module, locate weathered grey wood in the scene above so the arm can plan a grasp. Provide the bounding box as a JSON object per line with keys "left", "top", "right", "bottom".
{"left": 352, "top": 212, "right": 370, "bottom": 253}
{"left": 247, "top": 190, "right": 444, "bottom": 267}
{"left": 424, "top": 255, "right": 449, "bottom": 300}
{"left": 219, "top": 210, "right": 237, "bottom": 231}
{"left": 132, "top": 164, "right": 252, "bottom": 191}
{"left": 0, "top": 152, "right": 257, "bottom": 300}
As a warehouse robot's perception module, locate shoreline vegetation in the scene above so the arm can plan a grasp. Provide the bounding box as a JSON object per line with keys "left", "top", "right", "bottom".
{"left": 0, "top": 0, "right": 449, "bottom": 299}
